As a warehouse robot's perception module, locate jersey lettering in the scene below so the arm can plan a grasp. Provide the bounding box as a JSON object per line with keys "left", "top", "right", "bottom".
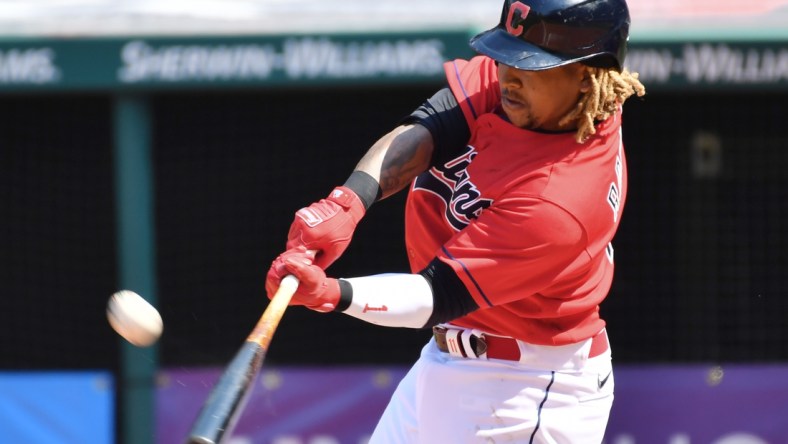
{"left": 604, "top": 134, "right": 624, "bottom": 265}
{"left": 607, "top": 137, "right": 624, "bottom": 222}
{"left": 607, "top": 183, "right": 620, "bottom": 222}
{"left": 605, "top": 242, "right": 614, "bottom": 264}
{"left": 414, "top": 145, "right": 493, "bottom": 231}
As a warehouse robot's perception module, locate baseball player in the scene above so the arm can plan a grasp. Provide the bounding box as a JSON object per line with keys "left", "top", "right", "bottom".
{"left": 266, "top": 0, "right": 645, "bottom": 442}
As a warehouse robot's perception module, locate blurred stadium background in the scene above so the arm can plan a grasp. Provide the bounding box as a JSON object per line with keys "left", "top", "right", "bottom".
{"left": 0, "top": 1, "right": 786, "bottom": 443}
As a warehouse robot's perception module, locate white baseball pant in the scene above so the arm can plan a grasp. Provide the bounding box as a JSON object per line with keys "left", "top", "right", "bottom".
{"left": 368, "top": 328, "right": 614, "bottom": 443}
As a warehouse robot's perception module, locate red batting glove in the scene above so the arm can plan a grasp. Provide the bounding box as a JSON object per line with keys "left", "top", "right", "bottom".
{"left": 286, "top": 186, "right": 366, "bottom": 270}
{"left": 265, "top": 248, "right": 340, "bottom": 313}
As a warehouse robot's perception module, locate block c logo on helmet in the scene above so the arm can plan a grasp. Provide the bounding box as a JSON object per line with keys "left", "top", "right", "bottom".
{"left": 505, "top": 1, "right": 531, "bottom": 37}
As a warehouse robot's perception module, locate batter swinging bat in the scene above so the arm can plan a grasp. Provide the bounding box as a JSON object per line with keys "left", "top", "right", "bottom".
{"left": 185, "top": 274, "right": 300, "bottom": 444}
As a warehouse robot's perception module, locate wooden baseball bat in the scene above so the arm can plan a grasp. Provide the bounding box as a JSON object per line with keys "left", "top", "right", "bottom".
{"left": 184, "top": 274, "right": 300, "bottom": 444}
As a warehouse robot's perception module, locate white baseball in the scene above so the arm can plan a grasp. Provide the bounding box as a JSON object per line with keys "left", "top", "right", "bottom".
{"left": 107, "top": 290, "right": 163, "bottom": 347}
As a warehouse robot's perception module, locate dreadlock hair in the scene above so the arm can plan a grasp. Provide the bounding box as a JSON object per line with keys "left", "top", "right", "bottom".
{"left": 560, "top": 67, "right": 646, "bottom": 143}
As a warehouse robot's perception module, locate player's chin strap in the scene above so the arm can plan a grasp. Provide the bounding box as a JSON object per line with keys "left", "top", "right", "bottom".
{"left": 440, "top": 326, "right": 488, "bottom": 359}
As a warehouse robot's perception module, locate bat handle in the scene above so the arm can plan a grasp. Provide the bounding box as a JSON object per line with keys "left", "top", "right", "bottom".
{"left": 246, "top": 249, "right": 315, "bottom": 346}
{"left": 246, "top": 274, "right": 299, "bottom": 348}
{"left": 184, "top": 253, "right": 314, "bottom": 444}
{"left": 271, "top": 275, "right": 300, "bottom": 309}
{"left": 245, "top": 248, "right": 316, "bottom": 346}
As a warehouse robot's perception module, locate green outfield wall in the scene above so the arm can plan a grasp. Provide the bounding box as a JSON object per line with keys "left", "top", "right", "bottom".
{"left": 0, "top": 33, "right": 785, "bottom": 92}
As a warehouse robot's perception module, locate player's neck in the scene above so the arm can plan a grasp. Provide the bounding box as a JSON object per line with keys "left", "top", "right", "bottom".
{"left": 494, "top": 105, "right": 577, "bottom": 135}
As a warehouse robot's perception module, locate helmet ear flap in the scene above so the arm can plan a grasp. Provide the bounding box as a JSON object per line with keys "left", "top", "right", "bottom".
{"left": 582, "top": 54, "right": 621, "bottom": 70}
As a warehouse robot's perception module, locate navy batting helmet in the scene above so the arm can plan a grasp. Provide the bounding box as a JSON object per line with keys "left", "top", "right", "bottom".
{"left": 470, "top": 0, "right": 630, "bottom": 71}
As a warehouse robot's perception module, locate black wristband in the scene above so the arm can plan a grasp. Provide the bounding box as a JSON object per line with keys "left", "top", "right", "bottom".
{"left": 343, "top": 171, "right": 381, "bottom": 211}
{"left": 334, "top": 279, "right": 353, "bottom": 312}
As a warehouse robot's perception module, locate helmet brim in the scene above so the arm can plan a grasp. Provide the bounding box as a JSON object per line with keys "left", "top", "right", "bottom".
{"left": 470, "top": 27, "right": 599, "bottom": 71}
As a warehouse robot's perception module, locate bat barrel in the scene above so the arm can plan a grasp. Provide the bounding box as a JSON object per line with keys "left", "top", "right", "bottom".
{"left": 185, "top": 342, "right": 266, "bottom": 444}
{"left": 184, "top": 274, "right": 300, "bottom": 444}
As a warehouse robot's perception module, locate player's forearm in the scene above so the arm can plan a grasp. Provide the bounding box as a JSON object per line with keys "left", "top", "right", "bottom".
{"left": 353, "top": 124, "right": 434, "bottom": 200}
{"left": 336, "top": 274, "right": 434, "bottom": 328}
{"left": 290, "top": 126, "right": 432, "bottom": 271}
{"left": 334, "top": 259, "right": 480, "bottom": 328}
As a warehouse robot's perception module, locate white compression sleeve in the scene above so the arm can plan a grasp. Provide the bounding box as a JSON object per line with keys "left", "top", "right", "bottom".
{"left": 340, "top": 273, "right": 434, "bottom": 328}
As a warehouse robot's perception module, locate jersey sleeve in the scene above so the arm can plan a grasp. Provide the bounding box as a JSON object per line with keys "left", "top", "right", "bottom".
{"left": 443, "top": 56, "right": 501, "bottom": 127}
{"left": 436, "top": 195, "right": 587, "bottom": 308}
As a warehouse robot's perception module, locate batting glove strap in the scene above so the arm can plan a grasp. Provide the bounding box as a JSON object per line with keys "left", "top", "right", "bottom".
{"left": 325, "top": 186, "right": 360, "bottom": 209}
{"left": 301, "top": 278, "right": 341, "bottom": 313}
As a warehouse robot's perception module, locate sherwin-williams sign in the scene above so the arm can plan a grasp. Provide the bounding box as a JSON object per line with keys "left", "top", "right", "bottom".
{"left": 116, "top": 38, "right": 451, "bottom": 83}
{"left": 0, "top": 32, "right": 472, "bottom": 91}
{"left": 626, "top": 43, "right": 788, "bottom": 90}
{"left": 0, "top": 35, "right": 785, "bottom": 92}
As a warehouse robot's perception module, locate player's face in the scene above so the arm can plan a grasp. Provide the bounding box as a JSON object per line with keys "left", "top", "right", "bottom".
{"left": 497, "top": 62, "right": 590, "bottom": 131}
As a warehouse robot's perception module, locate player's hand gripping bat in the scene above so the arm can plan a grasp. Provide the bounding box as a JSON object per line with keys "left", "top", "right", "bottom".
{"left": 184, "top": 274, "right": 300, "bottom": 444}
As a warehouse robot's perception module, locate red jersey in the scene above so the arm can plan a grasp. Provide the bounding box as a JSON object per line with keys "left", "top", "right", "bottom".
{"left": 404, "top": 56, "right": 627, "bottom": 346}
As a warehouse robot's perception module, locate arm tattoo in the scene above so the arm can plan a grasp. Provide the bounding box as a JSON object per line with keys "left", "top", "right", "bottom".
{"left": 379, "top": 129, "right": 433, "bottom": 196}
{"left": 355, "top": 125, "right": 433, "bottom": 199}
